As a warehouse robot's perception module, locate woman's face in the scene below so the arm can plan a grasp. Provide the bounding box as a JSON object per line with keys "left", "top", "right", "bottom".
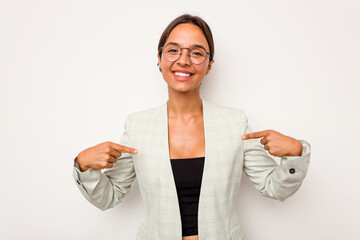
{"left": 157, "top": 23, "right": 214, "bottom": 93}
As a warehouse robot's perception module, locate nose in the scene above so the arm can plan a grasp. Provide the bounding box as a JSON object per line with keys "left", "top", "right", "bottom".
{"left": 177, "top": 48, "right": 191, "bottom": 66}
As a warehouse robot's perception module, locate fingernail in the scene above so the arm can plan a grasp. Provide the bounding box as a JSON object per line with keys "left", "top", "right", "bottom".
{"left": 134, "top": 149, "right": 138, "bottom": 154}
{"left": 242, "top": 135, "right": 246, "bottom": 140}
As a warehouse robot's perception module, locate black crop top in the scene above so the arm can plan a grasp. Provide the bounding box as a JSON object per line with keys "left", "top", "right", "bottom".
{"left": 170, "top": 156, "right": 205, "bottom": 237}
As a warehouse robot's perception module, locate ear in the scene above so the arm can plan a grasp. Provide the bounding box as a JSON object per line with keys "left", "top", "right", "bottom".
{"left": 157, "top": 54, "right": 162, "bottom": 72}
{"left": 157, "top": 54, "right": 162, "bottom": 67}
{"left": 205, "top": 59, "right": 215, "bottom": 75}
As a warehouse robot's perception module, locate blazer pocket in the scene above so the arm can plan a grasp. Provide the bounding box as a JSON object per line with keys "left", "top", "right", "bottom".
{"left": 228, "top": 224, "right": 244, "bottom": 240}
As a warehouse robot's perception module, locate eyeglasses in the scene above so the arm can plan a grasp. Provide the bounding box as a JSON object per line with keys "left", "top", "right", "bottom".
{"left": 160, "top": 43, "right": 210, "bottom": 65}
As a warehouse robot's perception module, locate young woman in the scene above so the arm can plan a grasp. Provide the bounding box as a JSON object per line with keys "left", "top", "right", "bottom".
{"left": 73, "top": 14, "right": 311, "bottom": 240}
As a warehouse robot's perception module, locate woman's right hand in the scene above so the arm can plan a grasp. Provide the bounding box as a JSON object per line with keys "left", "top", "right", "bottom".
{"left": 76, "top": 141, "right": 138, "bottom": 172}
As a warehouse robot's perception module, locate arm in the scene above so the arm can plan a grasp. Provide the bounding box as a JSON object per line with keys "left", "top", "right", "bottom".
{"left": 242, "top": 116, "right": 311, "bottom": 202}
{"left": 72, "top": 115, "right": 136, "bottom": 210}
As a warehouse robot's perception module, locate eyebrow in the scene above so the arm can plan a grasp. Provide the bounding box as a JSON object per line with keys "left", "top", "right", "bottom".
{"left": 166, "top": 42, "right": 208, "bottom": 51}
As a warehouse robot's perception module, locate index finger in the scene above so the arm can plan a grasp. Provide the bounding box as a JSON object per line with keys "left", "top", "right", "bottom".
{"left": 110, "top": 142, "right": 138, "bottom": 154}
{"left": 242, "top": 130, "right": 270, "bottom": 140}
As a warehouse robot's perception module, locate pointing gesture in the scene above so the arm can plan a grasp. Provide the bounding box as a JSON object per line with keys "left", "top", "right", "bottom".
{"left": 76, "top": 141, "right": 138, "bottom": 172}
{"left": 242, "top": 129, "right": 303, "bottom": 158}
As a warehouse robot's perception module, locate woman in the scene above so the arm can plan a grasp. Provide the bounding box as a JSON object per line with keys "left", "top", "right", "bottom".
{"left": 73, "top": 14, "right": 311, "bottom": 240}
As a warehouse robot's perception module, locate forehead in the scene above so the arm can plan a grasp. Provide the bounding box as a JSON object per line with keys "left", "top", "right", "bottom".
{"left": 165, "top": 23, "right": 210, "bottom": 50}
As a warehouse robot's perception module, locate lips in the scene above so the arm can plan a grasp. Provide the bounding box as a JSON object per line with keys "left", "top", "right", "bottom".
{"left": 172, "top": 70, "right": 194, "bottom": 75}
{"left": 174, "top": 72, "right": 192, "bottom": 77}
{"left": 172, "top": 71, "right": 194, "bottom": 81}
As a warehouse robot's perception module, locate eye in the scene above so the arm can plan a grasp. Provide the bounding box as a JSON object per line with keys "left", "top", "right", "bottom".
{"left": 164, "top": 46, "right": 180, "bottom": 54}
{"left": 193, "top": 51, "right": 203, "bottom": 56}
{"left": 191, "top": 48, "right": 206, "bottom": 57}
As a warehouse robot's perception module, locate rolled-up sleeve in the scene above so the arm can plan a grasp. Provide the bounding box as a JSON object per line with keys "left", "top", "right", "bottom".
{"left": 72, "top": 115, "right": 136, "bottom": 210}
{"left": 242, "top": 117, "right": 311, "bottom": 202}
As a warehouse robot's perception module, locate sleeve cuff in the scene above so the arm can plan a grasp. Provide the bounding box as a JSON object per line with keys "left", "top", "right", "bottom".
{"left": 283, "top": 139, "right": 311, "bottom": 160}
{"left": 73, "top": 157, "right": 101, "bottom": 182}
{"left": 279, "top": 140, "right": 311, "bottom": 177}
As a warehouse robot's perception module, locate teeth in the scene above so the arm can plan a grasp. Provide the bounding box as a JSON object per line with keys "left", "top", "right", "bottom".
{"left": 174, "top": 72, "right": 191, "bottom": 77}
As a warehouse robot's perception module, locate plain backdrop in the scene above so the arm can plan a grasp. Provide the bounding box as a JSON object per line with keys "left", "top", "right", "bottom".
{"left": 1, "top": 0, "right": 359, "bottom": 239}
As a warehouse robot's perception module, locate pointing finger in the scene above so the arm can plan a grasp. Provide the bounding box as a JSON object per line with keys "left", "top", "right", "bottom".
{"left": 242, "top": 130, "right": 270, "bottom": 140}
{"left": 121, "top": 146, "right": 138, "bottom": 154}
{"left": 110, "top": 142, "right": 138, "bottom": 154}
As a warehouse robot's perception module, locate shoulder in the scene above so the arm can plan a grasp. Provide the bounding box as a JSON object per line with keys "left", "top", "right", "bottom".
{"left": 204, "top": 99, "right": 248, "bottom": 122}
{"left": 125, "top": 102, "right": 164, "bottom": 126}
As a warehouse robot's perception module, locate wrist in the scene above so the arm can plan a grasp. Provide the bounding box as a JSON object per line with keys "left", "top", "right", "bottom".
{"left": 76, "top": 154, "right": 89, "bottom": 172}
{"left": 288, "top": 139, "right": 303, "bottom": 156}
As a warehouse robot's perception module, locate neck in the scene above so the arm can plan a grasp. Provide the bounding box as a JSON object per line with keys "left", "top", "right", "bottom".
{"left": 167, "top": 89, "right": 203, "bottom": 118}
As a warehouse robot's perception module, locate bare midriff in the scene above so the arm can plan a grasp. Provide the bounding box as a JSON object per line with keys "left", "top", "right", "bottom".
{"left": 183, "top": 235, "right": 198, "bottom": 240}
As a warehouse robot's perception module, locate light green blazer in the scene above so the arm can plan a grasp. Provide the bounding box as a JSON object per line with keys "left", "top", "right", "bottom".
{"left": 73, "top": 98, "right": 311, "bottom": 240}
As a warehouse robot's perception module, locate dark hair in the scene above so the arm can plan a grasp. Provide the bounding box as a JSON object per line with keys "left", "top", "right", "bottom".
{"left": 157, "top": 14, "right": 214, "bottom": 71}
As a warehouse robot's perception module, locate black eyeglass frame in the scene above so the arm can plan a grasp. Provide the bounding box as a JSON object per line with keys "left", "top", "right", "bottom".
{"left": 160, "top": 43, "right": 210, "bottom": 65}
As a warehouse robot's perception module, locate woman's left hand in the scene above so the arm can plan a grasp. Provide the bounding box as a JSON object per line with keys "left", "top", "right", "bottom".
{"left": 242, "top": 129, "right": 303, "bottom": 157}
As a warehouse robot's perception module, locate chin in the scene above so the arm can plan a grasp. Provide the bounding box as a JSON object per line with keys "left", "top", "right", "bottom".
{"left": 170, "top": 84, "right": 201, "bottom": 93}
{"left": 171, "top": 87, "right": 190, "bottom": 93}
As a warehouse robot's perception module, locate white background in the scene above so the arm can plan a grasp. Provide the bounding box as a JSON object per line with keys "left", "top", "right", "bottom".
{"left": 1, "top": 0, "right": 359, "bottom": 239}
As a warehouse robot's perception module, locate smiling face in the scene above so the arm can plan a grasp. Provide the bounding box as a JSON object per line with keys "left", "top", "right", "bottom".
{"left": 157, "top": 23, "right": 214, "bottom": 93}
